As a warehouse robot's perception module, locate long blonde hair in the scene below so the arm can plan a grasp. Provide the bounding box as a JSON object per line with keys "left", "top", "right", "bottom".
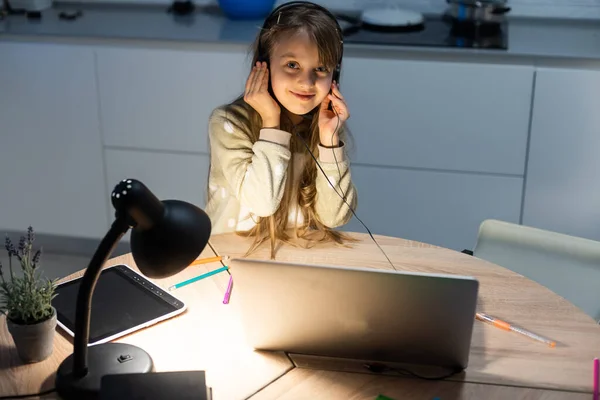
{"left": 210, "top": 4, "right": 355, "bottom": 258}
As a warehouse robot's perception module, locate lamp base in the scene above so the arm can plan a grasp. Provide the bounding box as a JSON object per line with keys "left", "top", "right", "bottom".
{"left": 56, "top": 342, "right": 153, "bottom": 399}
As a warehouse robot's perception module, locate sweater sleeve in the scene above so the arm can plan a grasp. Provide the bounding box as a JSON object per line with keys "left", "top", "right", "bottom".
{"left": 208, "top": 108, "right": 292, "bottom": 217}
{"left": 314, "top": 142, "right": 358, "bottom": 228}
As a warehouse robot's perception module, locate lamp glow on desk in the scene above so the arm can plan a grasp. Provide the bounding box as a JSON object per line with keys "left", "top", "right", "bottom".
{"left": 54, "top": 179, "right": 212, "bottom": 399}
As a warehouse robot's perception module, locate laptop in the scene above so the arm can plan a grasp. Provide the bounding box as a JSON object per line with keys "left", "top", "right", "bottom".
{"left": 228, "top": 258, "right": 479, "bottom": 371}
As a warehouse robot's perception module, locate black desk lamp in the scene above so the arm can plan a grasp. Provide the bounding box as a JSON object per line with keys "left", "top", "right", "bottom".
{"left": 55, "top": 179, "right": 212, "bottom": 399}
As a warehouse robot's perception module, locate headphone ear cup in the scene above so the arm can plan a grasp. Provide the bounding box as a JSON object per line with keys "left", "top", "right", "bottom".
{"left": 259, "top": 54, "right": 270, "bottom": 66}
{"left": 333, "top": 64, "right": 341, "bottom": 83}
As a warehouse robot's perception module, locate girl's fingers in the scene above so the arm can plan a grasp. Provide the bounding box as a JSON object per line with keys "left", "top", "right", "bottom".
{"left": 329, "top": 94, "right": 347, "bottom": 113}
{"left": 251, "top": 64, "right": 264, "bottom": 93}
{"left": 331, "top": 81, "right": 344, "bottom": 99}
{"left": 260, "top": 64, "right": 270, "bottom": 92}
{"left": 249, "top": 62, "right": 264, "bottom": 93}
{"left": 320, "top": 94, "right": 332, "bottom": 112}
{"left": 245, "top": 67, "right": 257, "bottom": 94}
{"left": 329, "top": 94, "right": 350, "bottom": 121}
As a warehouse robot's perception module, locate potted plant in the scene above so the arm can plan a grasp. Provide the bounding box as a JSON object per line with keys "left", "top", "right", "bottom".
{"left": 0, "top": 227, "right": 58, "bottom": 363}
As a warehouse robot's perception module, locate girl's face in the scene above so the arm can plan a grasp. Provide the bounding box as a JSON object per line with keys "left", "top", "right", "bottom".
{"left": 269, "top": 30, "right": 334, "bottom": 117}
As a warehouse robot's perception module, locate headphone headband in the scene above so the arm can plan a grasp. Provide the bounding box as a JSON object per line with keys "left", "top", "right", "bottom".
{"left": 258, "top": 1, "right": 344, "bottom": 81}
{"left": 262, "top": 1, "right": 343, "bottom": 40}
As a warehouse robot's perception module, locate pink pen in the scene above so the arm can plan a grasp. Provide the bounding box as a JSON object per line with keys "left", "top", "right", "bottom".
{"left": 222, "top": 275, "right": 233, "bottom": 304}
{"left": 594, "top": 358, "right": 599, "bottom": 400}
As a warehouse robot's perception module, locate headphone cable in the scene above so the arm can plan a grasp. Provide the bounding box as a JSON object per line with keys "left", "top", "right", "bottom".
{"left": 294, "top": 107, "right": 397, "bottom": 271}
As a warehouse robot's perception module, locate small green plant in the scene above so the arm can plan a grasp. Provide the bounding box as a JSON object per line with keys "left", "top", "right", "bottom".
{"left": 0, "top": 227, "right": 57, "bottom": 325}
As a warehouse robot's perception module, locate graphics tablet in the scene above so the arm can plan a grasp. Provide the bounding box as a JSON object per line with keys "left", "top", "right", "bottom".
{"left": 52, "top": 264, "right": 186, "bottom": 345}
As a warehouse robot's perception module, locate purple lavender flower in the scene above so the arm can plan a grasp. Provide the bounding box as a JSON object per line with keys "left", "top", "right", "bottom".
{"left": 27, "top": 226, "right": 35, "bottom": 245}
{"left": 17, "top": 236, "right": 26, "bottom": 254}
{"left": 4, "top": 236, "right": 15, "bottom": 256}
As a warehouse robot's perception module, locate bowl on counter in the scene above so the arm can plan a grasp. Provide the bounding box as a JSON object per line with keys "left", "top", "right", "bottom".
{"left": 218, "top": 0, "right": 276, "bottom": 20}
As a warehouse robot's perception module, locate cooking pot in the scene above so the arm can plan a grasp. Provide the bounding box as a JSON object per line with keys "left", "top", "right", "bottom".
{"left": 446, "top": 0, "right": 510, "bottom": 25}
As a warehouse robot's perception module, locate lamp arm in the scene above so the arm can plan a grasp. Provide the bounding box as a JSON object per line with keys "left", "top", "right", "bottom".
{"left": 72, "top": 217, "right": 131, "bottom": 378}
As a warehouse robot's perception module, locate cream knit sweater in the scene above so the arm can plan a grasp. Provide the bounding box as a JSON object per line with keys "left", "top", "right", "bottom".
{"left": 205, "top": 104, "right": 358, "bottom": 234}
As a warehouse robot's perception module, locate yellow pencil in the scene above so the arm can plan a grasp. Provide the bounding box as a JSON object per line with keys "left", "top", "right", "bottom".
{"left": 189, "top": 256, "right": 222, "bottom": 266}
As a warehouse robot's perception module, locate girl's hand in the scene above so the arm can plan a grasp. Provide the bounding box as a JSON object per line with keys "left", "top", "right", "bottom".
{"left": 318, "top": 81, "right": 350, "bottom": 147}
{"left": 244, "top": 61, "right": 281, "bottom": 128}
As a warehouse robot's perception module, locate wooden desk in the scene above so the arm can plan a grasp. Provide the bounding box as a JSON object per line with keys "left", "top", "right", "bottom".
{"left": 249, "top": 369, "right": 591, "bottom": 400}
{"left": 1, "top": 232, "right": 599, "bottom": 399}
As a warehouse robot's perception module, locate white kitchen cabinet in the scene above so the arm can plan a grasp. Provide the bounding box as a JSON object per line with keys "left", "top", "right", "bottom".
{"left": 104, "top": 149, "right": 210, "bottom": 240}
{"left": 0, "top": 41, "right": 108, "bottom": 238}
{"left": 341, "top": 57, "right": 534, "bottom": 175}
{"left": 343, "top": 165, "right": 523, "bottom": 251}
{"left": 522, "top": 68, "right": 600, "bottom": 241}
{"left": 96, "top": 46, "right": 249, "bottom": 153}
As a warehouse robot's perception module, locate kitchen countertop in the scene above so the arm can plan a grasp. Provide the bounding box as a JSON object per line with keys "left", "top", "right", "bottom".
{"left": 1, "top": 2, "right": 600, "bottom": 64}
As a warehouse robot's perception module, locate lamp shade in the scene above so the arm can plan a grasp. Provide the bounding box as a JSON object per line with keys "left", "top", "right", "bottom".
{"left": 111, "top": 179, "right": 212, "bottom": 278}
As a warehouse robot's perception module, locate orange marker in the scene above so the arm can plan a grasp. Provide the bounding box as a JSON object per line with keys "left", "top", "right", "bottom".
{"left": 189, "top": 256, "right": 223, "bottom": 266}
{"left": 476, "top": 312, "right": 556, "bottom": 348}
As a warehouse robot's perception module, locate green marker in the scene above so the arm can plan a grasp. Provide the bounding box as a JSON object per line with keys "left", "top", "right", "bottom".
{"left": 168, "top": 266, "right": 229, "bottom": 290}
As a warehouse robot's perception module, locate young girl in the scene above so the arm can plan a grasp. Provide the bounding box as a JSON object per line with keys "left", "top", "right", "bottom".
{"left": 205, "top": 1, "right": 357, "bottom": 257}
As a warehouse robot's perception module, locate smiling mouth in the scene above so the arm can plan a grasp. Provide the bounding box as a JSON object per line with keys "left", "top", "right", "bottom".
{"left": 290, "top": 91, "right": 315, "bottom": 101}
